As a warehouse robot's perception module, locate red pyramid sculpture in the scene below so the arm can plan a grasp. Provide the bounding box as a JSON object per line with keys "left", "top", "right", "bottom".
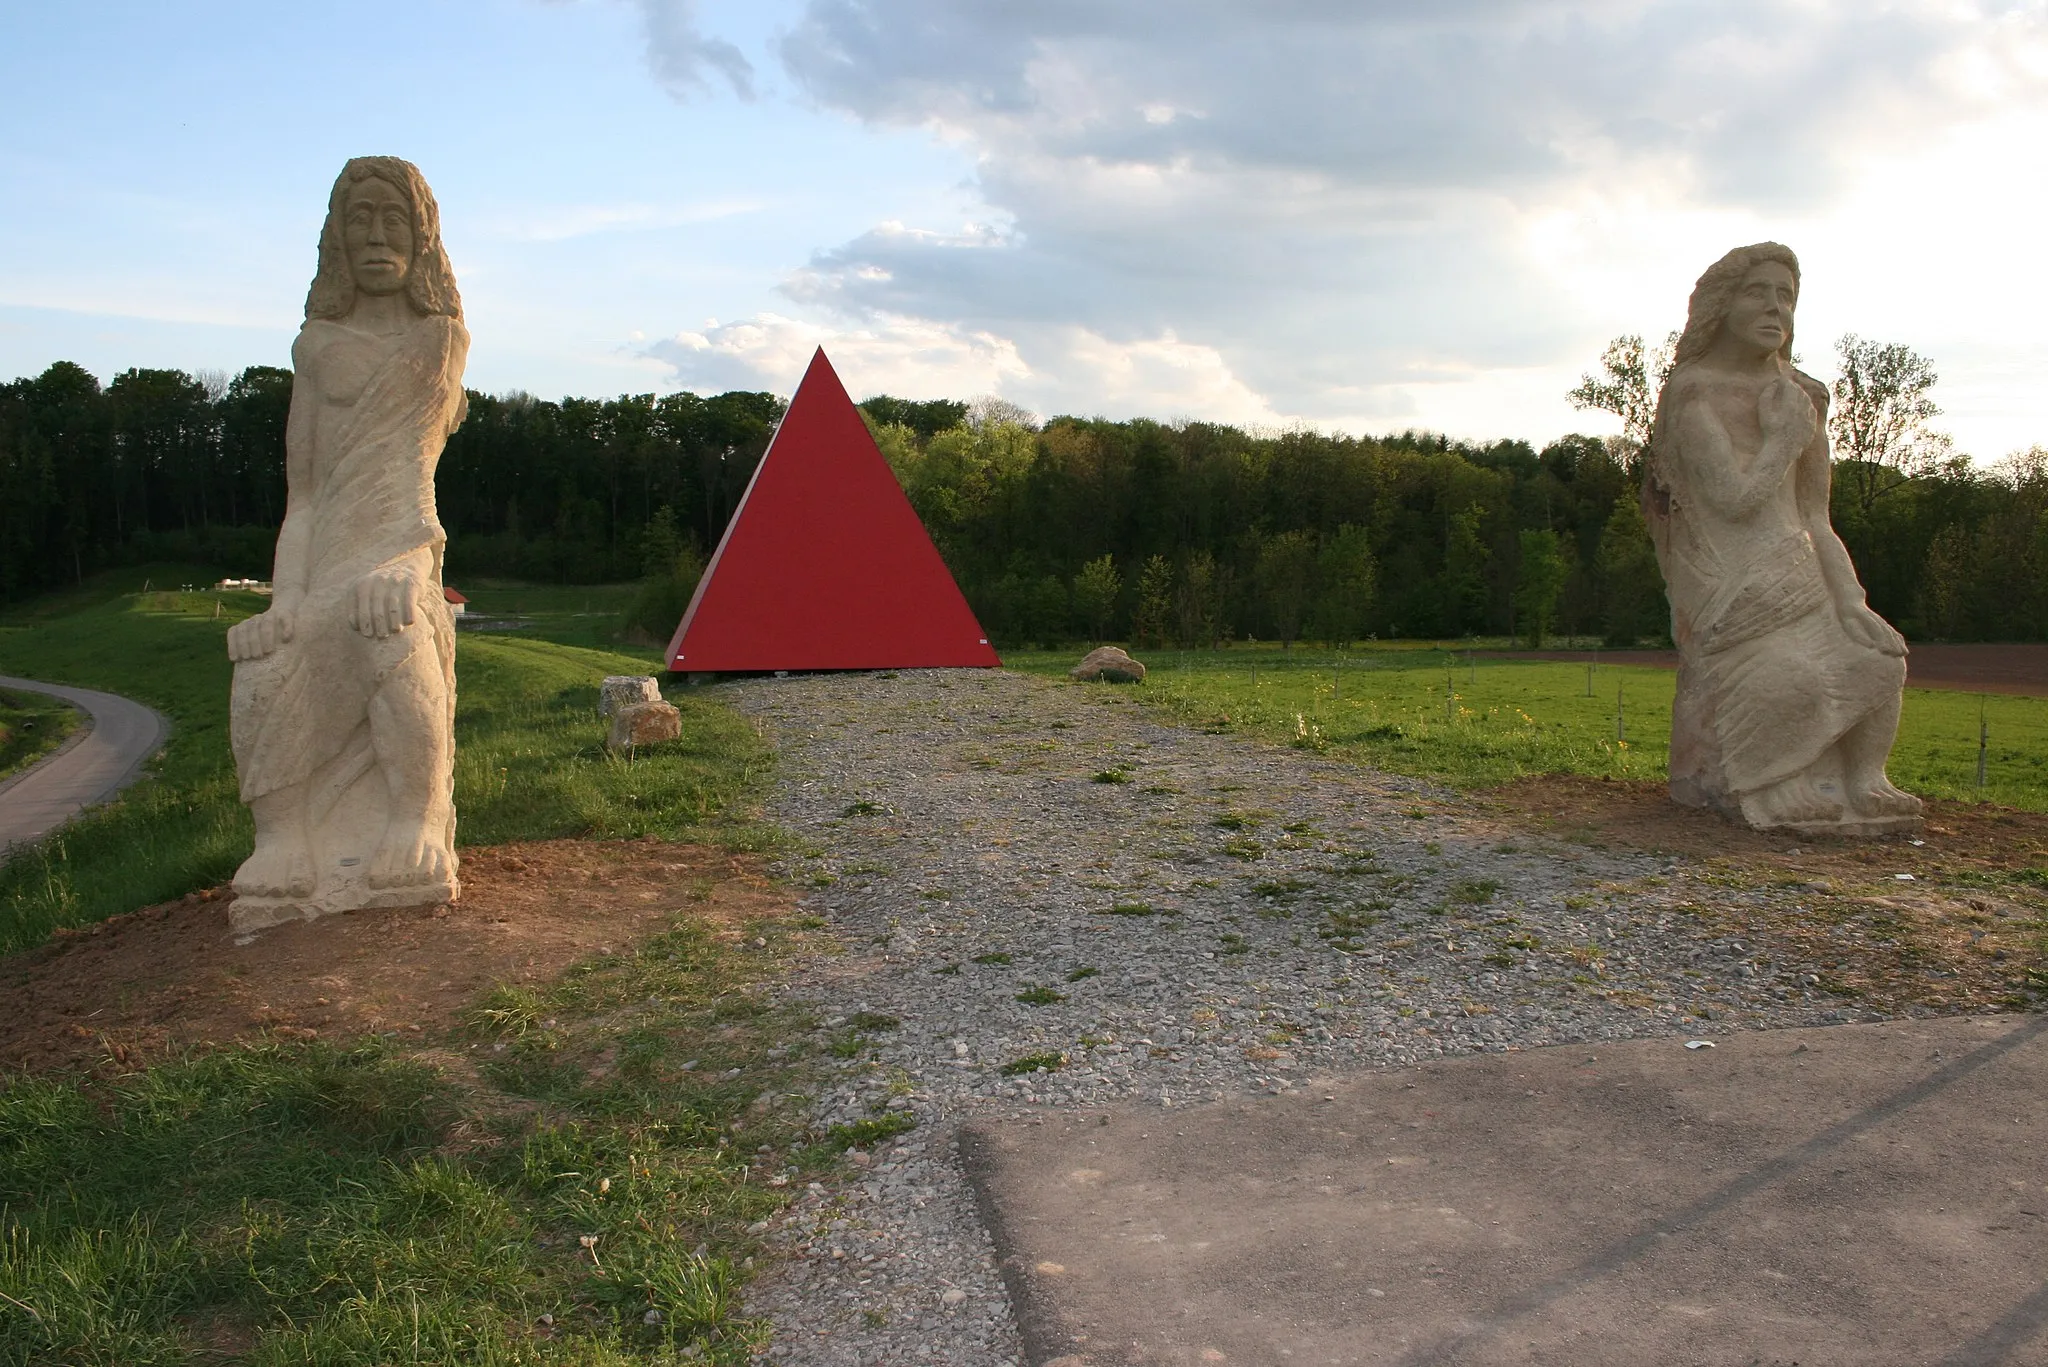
{"left": 666, "top": 348, "right": 1001, "bottom": 672}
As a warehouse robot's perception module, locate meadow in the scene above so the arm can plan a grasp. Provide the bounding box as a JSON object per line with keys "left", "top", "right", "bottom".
{"left": 0, "top": 687, "right": 78, "bottom": 787}
{"left": 1007, "top": 644, "right": 2048, "bottom": 811}
{"left": 0, "top": 576, "right": 754, "bottom": 955}
{"left": 0, "top": 574, "right": 820, "bottom": 1364}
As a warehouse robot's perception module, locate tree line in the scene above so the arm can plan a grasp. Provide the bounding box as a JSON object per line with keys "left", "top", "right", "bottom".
{"left": 3, "top": 343, "right": 2043, "bottom": 647}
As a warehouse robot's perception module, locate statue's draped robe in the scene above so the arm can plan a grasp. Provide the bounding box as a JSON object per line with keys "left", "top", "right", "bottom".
{"left": 232, "top": 315, "right": 467, "bottom": 803}
{"left": 1643, "top": 380, "right": 1902, "bottom": 804}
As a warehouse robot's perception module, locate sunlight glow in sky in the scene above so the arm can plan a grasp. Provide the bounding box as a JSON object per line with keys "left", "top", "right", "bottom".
{"left": 4, "top": 0, "right": 2047, "bottom": 459}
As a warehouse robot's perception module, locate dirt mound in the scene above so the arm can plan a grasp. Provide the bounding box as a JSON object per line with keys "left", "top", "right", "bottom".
{"left": 1485, "top": 776, "right": 2048, "bottom": 1012}
{"left": 0, "top": 840, "right": 790, "bottom": 1074}
{"left": 1487, "top": 774, "right": 2048, "bottom": 867}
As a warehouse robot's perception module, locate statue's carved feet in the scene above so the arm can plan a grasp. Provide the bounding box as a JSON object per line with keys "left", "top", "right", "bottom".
{"left": 368, "top": 817, "right": 452, "bottom": 889}
{"left": 1739, "top": 774, "right": 1843, "bottom": 830}
{"left": 1850, "top": 779, "right": 1924, "bottom": 820}
{"left": 234, "top": 841, "right": 314, "bottom": 899}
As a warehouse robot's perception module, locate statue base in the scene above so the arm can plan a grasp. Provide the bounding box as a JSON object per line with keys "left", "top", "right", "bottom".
{"left": 230, "top": 877, "right": 460, "bottom": 934}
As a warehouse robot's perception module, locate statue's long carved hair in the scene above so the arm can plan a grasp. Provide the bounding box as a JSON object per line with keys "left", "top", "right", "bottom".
{"left": 304, "top": 156, "right": 462, "bottom": 323}
{"left": 1669, "top": 241, "right": 1799, "bottom": 369}
{"left": 1643, "top": 242, "right": 1803, "bottom": 562}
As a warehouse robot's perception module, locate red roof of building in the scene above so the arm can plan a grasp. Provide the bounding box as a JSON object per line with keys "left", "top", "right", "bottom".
{"left": 443, "top": 586, "right": 468, "bottom": 604}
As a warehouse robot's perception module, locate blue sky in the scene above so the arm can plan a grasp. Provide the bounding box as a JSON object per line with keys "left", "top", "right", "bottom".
{"left": 6, "top": 0, "right": 2048, "bottom": 458}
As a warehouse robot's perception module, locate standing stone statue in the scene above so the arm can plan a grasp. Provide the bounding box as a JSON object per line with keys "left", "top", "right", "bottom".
{"left": 225, "top": 157, "right": 468, "bottom": 930}
{"left": 1644, "top": 242, "right": 1921, "bottom": 834}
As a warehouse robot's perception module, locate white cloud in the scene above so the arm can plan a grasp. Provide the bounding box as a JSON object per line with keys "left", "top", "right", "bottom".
{"left": 648, "top": 310, "right": 1029, "bottom": 399}
{"left": 650, "top": 0, "right": 2048, "bottom": 450}
{"left": 639, "top": 0, "right": 754, "bottom": 100}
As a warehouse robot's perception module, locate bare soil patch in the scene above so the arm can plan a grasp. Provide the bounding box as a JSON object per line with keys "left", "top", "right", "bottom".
{"left": 1487, "top": 774, "right": 2048, "bottom": 1014}
{"left": 0, "top": 839, "right": 789, "bottom": 1074}
{"left": 1501, "top": 642, "right": 2048, "bottom": 697}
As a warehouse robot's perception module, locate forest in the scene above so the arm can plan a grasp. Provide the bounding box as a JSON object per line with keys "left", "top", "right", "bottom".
{"left": 2, "top": 349, "right": 2042, "bottom": 650}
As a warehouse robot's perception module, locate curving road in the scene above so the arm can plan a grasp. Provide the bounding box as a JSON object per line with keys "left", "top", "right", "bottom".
{"left": 0, "top": 676, "right": 170, "bottom": 853}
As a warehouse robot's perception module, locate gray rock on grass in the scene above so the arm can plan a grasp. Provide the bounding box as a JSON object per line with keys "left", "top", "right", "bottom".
{"left": 1069, "top": 646, "right": 1146, "bottom": 683}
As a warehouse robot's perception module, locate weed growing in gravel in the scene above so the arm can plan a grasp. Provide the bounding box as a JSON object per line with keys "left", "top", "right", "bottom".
{"left": 1252, "top": 878, "right": 1312, "bottom": 901}
{"left": 1065, "top": 966, "right": 1100, "bottom": 982}
{"left": 1107, "top": 901, "right": 1157, "bottom": 917}
{"left": 841, "top": 800, "right": 890, "bottom": 817}
{"left": 1211, "top": 811, "right": 1264, "bottom": 830}
{"left": 848, "top": 1013, "right": 900, "bottom": 1032}
{"left": 1449, "top": 878, "right": 1501, "bottom": 905}
{"left": 826, "top": 1114, "right": 915, "bottom": 1150}
{"left": 1222, "top": 838, "right": 1266, "bottom": 862}
{"left": 1091, "top": 768, "right": 1133, "bottom": 784}
{"left": 1014, "top": 985, "right": 1066, "bottom": 1005}
{"left": 971, "top": 952, "right": 1013, "bottom": 965}
{"left": 998, "top": 1053, "right": 1067, "bottom": 1077}
{"left": 1218, "top": 933, "right": 1251, "bottom": 956}
{"left": 1318, "top": 904, "right": 1388, "bottom": 951}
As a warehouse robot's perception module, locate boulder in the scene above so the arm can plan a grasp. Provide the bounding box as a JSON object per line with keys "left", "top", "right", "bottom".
{"left": 1070, "top": 646, "right": 1147, "bottom": 683}
{"left": 599, "top": 675, "right": 662, "bottom": 719}
{"left": 607, "top": 699, "right": 682, "bottom": 751}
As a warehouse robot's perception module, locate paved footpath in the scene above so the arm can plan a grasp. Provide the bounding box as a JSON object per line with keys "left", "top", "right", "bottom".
{"left": 0, "top": 676, "right": 169, "bottom": 852}
{"left": 970, "top": 1013, "right": 2048, "bottom": 1367}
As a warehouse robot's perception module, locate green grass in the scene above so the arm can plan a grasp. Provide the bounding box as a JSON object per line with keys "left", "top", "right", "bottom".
{"left": 0, "top": 907, "right": 824, "bottom": 1365}
{"left": 0, "top": 688, "right": 79, "bottom": 786}
{"left": 0, "top": 588, "right": 771, "bottom": 955}
{"left": 1009, "top": 644, "right": 2048, "bottom": 810}
{"left": 451, "top": 580, "right": 647, "bottom": 652}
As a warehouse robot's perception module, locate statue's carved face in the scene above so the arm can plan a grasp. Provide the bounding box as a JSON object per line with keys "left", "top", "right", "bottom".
{"left": 344, "top": 176, "right": 414, "bottom": 297}
{"left": 1722, "top": 260, "right": 1796, "bottom": 358}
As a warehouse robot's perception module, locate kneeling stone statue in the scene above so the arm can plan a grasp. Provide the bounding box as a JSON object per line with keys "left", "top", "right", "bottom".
{"left": 226, "top": 157, "right": 467, "bottom": 930}
{"left": 1645, "top": 242, "right": 1922, "bottom": 835}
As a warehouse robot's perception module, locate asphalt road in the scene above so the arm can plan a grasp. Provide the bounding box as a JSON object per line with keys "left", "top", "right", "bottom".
{"left": 0, "top": 676, "right": 170, "bottom": 852}
{"left": 967, "top": 1014, "right": 2048, "bottom": 1367}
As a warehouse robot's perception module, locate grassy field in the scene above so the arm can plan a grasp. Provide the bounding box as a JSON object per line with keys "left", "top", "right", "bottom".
{"left": 453, "top": 580, "right": 648, "bottom": 652}
{"left": 1008, "top": 644, "right": 2048, "bottom": 811}
{"left": 0, "top": 587, "right": 765, "bottom": 955}
{"left": 0, "top": 886, "right": 840, "bottom": 1365}
{"left": 0, "top": 688, "right": 79, "bottom": 787}
{"left": 0, "top": 577, "right": 839, "bottom": 1364}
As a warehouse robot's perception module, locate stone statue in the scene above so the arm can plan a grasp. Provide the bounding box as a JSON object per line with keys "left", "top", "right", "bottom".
{"left": 1644, "top": 242, "right": 1921, "bottom": 835}
{"left": 225, "top": 157, "right": 468, "bottom": 930}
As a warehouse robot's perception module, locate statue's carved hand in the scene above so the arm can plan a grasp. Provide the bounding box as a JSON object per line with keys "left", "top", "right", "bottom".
{"left": 227, "top": 607, "right": 295, "bottom": 662}
{"left": 1758, "top": 375, "right": 1818, "bottom": 450}
{"left": 350, "top": 568, "right": 420, "bottom": 639}
{"left": 1842, "top": 603, "right": 1907, "bottom": 658}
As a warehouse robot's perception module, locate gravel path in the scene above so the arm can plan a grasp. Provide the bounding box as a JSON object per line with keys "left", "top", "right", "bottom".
{"left": 722, "top": 668, "right": 1884, "bottom": 1366}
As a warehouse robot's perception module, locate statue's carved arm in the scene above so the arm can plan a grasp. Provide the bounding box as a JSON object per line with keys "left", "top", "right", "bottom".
{"left": 227, "top": 354, "right": 316, "bottom": 663}
{"left": 1673, "top": 377, "right": 1814, "bottom": 521}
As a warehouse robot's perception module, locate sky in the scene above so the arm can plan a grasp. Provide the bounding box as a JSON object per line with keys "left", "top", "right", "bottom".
{"left": 4, "top": 0, "right": 2048, "bottom": 458}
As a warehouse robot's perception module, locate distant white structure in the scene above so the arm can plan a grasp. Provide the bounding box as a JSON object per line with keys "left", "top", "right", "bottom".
{"left": 216, "top": 578, "right": 273, "bottom": 595}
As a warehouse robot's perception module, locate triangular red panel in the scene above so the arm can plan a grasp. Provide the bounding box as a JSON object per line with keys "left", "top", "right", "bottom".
{"left": 666, "top": 349, "right": 1000, "bottom": 672}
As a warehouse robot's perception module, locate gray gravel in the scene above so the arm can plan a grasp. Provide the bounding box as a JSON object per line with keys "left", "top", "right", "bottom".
{"left": 719, "top": 667, "right": 1883, "bottom": 1366}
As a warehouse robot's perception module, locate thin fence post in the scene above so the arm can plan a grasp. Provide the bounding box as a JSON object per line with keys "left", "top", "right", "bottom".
{"left": 1616, "top": 681, "right": 1625, "bottom": 744}
{"left": 1977, "top": 702, "right": 1989, "bottom": 793}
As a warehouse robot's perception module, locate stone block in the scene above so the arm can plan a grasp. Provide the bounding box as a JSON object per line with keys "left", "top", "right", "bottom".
{"left": 600, "top": 674, "right": 662, "bottom": 719}
{"left": 608, "top": 700, "right": 682, "bottom": 751}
